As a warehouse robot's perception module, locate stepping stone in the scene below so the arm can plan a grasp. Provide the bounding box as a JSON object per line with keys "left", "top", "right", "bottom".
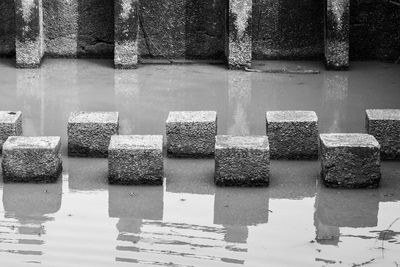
{"left": 215, "top": 135, "right": 270, "bottom": 186}
{"left": 266, "top": 111, "right": 318, "bottom": 159}
{"left": 166, "top": 111, "right": 217, "bottom": 157}
{"left": 108, "top": 135, "right": 163, "bottom": 185}
{"left": 319, "top": 133, "right": 381, "bottom": 188}
{"left": 366, "top": 109, "right": 400, "bottom": 160}
{"left": 0, "top": 111, "right": 22, "bottom": 153}
{"left": 2, "top": 136, "right": 62, "bottom": 183}
{"left": 68, "top": 111, "right": 119, "bottom": 157}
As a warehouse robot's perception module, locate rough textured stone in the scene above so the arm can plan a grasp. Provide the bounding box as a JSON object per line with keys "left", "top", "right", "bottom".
{"left": 166, "top": 111, "right": 217, "bottom": 157}
{"left": 0, "top": 0, "right": 15, "bottom": 56}
{"left": 266, "top": 111, "right": 318, "bottom": 159}
{"left": 215, "top": 135, "right": 270, "bottom": 186}
{"left": 108, "top": 135, "right": 163, "bottom": 185}
{"left": 114, "top": 0, "right": 139, "bottom": 69}
{"left": 366, "top": 109, "right": 400, "bottom": 160}
{"left": 2, "top": 136, "right": 62, "bottom": 183}
{"left": 68, "top": 111, "right": 119, "bottom": 157}
{"left": 0, "top": 111, "right": 23, "bottom": 153}
{"left": 319, "top": 133, "right": 381, "bottom": 188}
{"left": 15, "top": 0, "right": 45, "bottom": 68}
{"left": 227, "top": 0, "right": 252, "bottom": 69}
{"left": 325, "top": 0, "right": 350, "bottom": 70}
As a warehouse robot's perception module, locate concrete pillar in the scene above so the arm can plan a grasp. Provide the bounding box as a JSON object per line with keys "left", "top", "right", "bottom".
{"left": 14, "top": 0, "right": 44, "bottom": 68}
{"left": 114, "top": 0, "right": 140, "bottom": 69}
{"left": 324, "top": 0, "right": 350, "bottom": 70}
{"left": 226, "top": 0, "right": 252, "bottom": 70}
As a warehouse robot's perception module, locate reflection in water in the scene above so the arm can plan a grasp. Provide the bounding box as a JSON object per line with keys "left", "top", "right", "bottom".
{"left": 67, "top": 158, "right": 108, "bottom": 192}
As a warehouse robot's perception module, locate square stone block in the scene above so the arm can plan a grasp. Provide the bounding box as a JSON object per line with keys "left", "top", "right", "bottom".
{"left": 366, "top": 109, "right": 400, "bottom": 160}
{"left": 2, "top": 136, "right": 62, "bottom": 183}
{"left": 68, "top": 111, "right": 119, "bottom": 157}
{"left": 266, "top": 111, "right": 318, "bottom": 159}
{"left": 0, "top": 111, "right": 22, "bottom": 153}
{"left": 108, "top": 135, "right": 163, "bottom": 185}
{"left": 215, "top": 135, "right": 270, "bottom": 186}
{"left": 166, "top": 111, "right": 217, "bottom": 157}
{"left": 319, "top": 133, "right": 381, "bottom": 189}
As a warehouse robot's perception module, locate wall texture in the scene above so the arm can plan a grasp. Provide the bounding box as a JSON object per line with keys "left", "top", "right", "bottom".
{"left": 1, "top": 0, "right": 399, "bottom": 60}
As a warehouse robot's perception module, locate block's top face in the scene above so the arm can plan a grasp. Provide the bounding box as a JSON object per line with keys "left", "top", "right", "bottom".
{"left": 0, "top": 111, "right": 22, "bottom": 124}
{"left": 109, "top": 135, "right": 163, "bottom": 150}
{"left": 266, "top": 111, "right": 317, "bottom": 123}
{"left": 166, "top": 111, "right": 217, "bottom": 123}
{"left": 320, "top": 133, "right": 380, "bottom": 148}
{"left": 68, "top": 112, "right": 119, "bottom": 124}
{"left": 366, "top": 109, "right": 400, "bottom": 121}
{"left": 3, "top": 136, "right": 61, "bottom": 151}
{"left": 216, "top": 135, "right": 269, "bottom": 150}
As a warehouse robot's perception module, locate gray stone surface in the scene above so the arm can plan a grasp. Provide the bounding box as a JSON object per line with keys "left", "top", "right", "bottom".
{"left": 215, "top": 135, "right": 270, "bottom": 186}
{"left": 319, "top": 133, "right": 381, "bottom": 188}
{"left": 2, "top": 136, "right": 62, "bottom": 183}
{"left": 108, "top": 135, "right": 163, "bottom": 185}
{"left": 266, "top": 111, "right": 318, "bottom": 159}
{"left": 68, "top": 111, "right": 119, "bottom": 157}
{"left": 366, "top": 109, "right": 400, "bottom": 160}
{"left": 0, "top": 111, "right": 23, "bottom": 153}
{"left": 325, "top": 0, "right": 350, "bottom": 70}
{"left": 166, "top": 111, "right": 217, "bottom": 157}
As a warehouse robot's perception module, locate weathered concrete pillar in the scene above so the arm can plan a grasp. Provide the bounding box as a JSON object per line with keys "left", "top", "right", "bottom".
{"left": 226, "top": 0, "right": 252, "bottom": 70}
{"left": 114, "top": 0, "right": 140, "bottom": 69}
{"left": 14, "top": 0, "right": 44, "bottom": 68}
{"left": 324, "top": 0, "right": 350, "bottom": 70}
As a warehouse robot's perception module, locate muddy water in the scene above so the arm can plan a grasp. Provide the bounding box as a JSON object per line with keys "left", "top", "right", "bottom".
{"left": 0, "top": 59, "right": 399, "bottom": 266}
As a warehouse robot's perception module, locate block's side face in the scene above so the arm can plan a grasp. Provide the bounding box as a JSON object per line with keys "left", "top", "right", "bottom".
{"left": 215, "top": 147, "right": 269, "bottom": 186}
{"left": 114, "top": 0, "right": 139, "bottom": 69}
{"left": 0, "top": 114, "right": 23, "bottom": 152}
{"left": 367, "top": 119, "right": 400, "bottom": 160}
{"left": 108, "top": 148, "right": 163, "bottom": 185}
{"left": 320, "top": 145, "right": 381, "bottom": 188}
{"left": 166, "top": 121, "right": 217, "bottom": 157}
{"left": 68, "top": 122, "right": 119, "bottom": 157}
{"left": 227, "top": 0, "right": 252, "bottom": 69}
{"left": 268, "top": 121, "right": 318, "bottom": 159}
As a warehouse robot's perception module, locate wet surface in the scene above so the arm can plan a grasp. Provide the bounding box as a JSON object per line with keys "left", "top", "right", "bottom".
{"left": 0, "top": 59, "right": 400, "bottom": 266}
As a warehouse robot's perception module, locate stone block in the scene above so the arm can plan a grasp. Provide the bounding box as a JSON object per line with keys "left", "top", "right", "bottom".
{"left": 319, "top": 133, "right": 381, "bottom": 188}
{"left": 324, "top": 0, "right": 350, "bottom": 70}
{"left": 15, "top": 0, "right": 44, "bottom": 68}
{"left": 114, "top": 0, "right": 139, "bottom": 69}
{"left": 0, "top": 111, "right": 23, "bottom": 153}
{"left": 227, "top": 0, "right": 252, "bottom": 69}
{"left": 166, "top": 111, "right": 217, "bottom": 157}
{"left": 2, "top": 136, "right": 62, "bottom": 183}
{"left": 108, "top": 135, "right": 163, "bottom": 185}
{"left": 266, "top": 111, "right": 318, "bottom": 159}
{"left": 215, "top": 135, "right": 270, "bottom": 186}
{"left": 366, "top": 109, "right": 400, "bottom": 160}
{"left": 68, "top": 111, "right": 119, "bottom": 157}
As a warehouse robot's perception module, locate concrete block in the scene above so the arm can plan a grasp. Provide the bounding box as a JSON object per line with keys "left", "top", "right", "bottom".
{"left": 108, "top": 135, "right": 163, "bottom": 185}
{"left": 227, "top": 0, "right": 252, "bottom": 69}
{"left": 266, "top": 111, "right": 318, "bottom": 159}
{"left": 319, "top": 133, "right": 381, "bottom": 188}
{"left": 68, "top": 111, "right": 119, "bottom": 157}
{"left": 2, "top": 136, "right": 62, "bottom": 183}
{"left": 0, "top": 111, "right": 23, "bottom": 153}
{"left": 324, "top": 0, "right": 350, "bottom": 70}
{"left": 114, "top": 0, "right": 139, "bottom": 69}
{"left": 215, "top": 135, "right": 270, "bottom": 186}
{"left": 15, "top": 0, "right": 44, "bottom": 68}
{"left": 166, "top": 111, "right": 217, "bottom": 157}
{"left": 366, "top": 109, "right": 400, "bottom": 160}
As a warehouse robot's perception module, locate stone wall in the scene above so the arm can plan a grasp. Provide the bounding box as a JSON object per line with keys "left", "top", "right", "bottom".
{"left": 1, "top": 0, "right": 399, "bottom": 60}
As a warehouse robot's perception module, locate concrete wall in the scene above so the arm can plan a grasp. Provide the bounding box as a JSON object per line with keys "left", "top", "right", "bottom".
{"left": 1, "top": 0, "right": 399, "bottom": 60}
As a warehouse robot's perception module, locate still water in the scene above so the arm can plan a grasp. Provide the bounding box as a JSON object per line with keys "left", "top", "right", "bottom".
{"left": 0, "top": 59, "right": 399, "bottom": 266}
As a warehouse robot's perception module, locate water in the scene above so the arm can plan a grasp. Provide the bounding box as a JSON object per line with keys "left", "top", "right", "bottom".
{"left": 0, "top": 59, "right": 399, "bottom": 266}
